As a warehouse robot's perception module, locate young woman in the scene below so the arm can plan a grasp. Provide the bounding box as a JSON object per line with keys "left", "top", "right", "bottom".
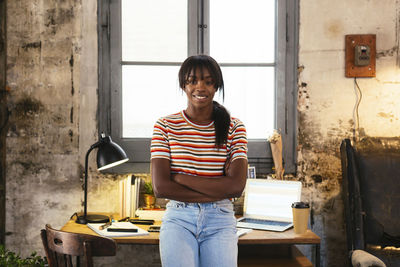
{"left": 150, "top": 55, "right": 248, "bottom": 267}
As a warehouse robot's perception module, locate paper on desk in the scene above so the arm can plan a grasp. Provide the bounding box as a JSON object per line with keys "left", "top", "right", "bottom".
{"left": 87, "top": 222, "right": 149, "bottom": 237}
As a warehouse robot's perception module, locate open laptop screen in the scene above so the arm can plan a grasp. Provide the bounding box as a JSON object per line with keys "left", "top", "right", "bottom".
{"left": 243, "top": 179, "right": 302, "bottom": 222}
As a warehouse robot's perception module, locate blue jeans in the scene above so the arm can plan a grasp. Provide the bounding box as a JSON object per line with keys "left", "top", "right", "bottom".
{"left": 159, "top": 199, "right": 238, "bottom": 267}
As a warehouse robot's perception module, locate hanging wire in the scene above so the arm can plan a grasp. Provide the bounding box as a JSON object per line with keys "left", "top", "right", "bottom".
{"left": 353, "top": 77, "right": 363, "bottom": 142}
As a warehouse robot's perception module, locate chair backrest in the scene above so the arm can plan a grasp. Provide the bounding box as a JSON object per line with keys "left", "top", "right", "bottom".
{"left": 353, "top": 140, "right": 400, "bottom": 246}
{"left": 341, "top": 138, "right": 400, "bottom": 249}
{"left": 41, "top": 224, "right": 117, "bottom": 267}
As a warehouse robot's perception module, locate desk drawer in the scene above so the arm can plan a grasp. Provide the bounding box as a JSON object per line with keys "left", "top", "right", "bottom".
{"left": 238, "top": 245, "right": 312, "bottom": 267}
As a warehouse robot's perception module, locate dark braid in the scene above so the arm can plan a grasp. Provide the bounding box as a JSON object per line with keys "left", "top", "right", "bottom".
{"left": 212, "top": 101, "right": 230, "bottom": 147}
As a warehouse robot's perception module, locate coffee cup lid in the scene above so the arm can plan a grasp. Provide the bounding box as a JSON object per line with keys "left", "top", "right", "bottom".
{"left": 291, "top": 202, "right": 310, "bottom": 208}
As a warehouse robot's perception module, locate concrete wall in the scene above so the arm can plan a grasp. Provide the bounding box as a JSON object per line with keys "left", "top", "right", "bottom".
{"left": 298, "top": 0, "right": 400, "bottom": 266}
{"left": 7, "top": 0, "right": 83, "bottom": 250}
{"left": 5, "top": 0, "right": 121, "bottom": 258}
{"left": 4, "top": 0, "right": 400, "bottom": 266}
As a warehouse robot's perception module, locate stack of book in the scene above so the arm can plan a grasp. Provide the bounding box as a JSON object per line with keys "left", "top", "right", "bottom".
{"left": 119, "top": 175, "right": 141, "bottom": 218}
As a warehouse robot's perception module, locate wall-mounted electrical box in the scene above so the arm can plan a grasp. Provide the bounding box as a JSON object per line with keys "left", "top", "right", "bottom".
{"left": 345, "top": 34, "right": 376, "bottom": 77}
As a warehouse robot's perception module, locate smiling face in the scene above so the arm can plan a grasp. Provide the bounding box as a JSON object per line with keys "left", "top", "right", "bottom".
{"left": 183, "top": 67, "right": 217, "bottom": 111}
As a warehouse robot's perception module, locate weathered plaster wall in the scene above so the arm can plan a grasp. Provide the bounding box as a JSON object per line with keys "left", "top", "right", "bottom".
{"left": 5, "top": 1, "right": 160, "bottom": 266}
{"left": 5, "top": 0, "right": 117, "bottom": 257}
{"left": 298, "top": 0, "right": 400, "bottom": 266}
{"left": 4, "top": 0, "right": 400, "bottom": 266}
{"left": 6, "top": 0, "right": 83, "bottom": 251}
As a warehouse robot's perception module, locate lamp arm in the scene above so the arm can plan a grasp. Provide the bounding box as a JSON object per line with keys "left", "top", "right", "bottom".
{"left": 83, "top": 142, "right": 101, "bottom": 219}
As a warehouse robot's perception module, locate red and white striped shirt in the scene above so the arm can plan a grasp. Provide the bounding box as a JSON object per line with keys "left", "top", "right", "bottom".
{"left": 151, "top": 111, "right": 247, "bottom": 177}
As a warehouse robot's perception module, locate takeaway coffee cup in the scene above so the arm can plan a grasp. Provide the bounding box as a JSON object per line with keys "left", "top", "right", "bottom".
{"left": 291, "top": 202, "right": 310, "bottom": 234}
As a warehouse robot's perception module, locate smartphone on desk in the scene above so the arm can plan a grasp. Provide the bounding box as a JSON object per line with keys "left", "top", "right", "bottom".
{"left": 148, "top": 225, "right": 161, "bottom": 232}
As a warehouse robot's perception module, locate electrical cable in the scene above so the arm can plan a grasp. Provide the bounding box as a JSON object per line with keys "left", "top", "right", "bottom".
{"left": 353, "top": 77, "right": 363, "bottom": 142}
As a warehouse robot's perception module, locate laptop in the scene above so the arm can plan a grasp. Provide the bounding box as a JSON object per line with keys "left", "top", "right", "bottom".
{"left": 236, "top": 179, "right": 302, "bottom": 232}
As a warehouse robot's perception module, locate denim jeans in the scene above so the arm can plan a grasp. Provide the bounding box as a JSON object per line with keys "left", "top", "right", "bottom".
{"left": 159, "top": 199, "right": 238, "bottom": 267}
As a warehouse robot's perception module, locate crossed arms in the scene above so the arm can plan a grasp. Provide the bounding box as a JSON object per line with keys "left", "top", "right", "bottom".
{"left": 151, "top": 158, "right": 248, "bottom": 203}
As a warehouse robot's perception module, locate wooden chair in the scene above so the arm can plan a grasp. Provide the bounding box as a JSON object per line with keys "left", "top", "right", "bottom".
{"left": 41, "top": 224, "right": 117, "bottom": 267}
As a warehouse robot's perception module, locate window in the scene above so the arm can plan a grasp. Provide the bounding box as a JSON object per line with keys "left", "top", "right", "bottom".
{"left": 98, "top": 0, "right": 298, "bottom": 174}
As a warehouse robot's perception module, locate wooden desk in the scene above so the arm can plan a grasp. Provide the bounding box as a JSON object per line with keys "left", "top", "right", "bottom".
{"left": 62, "top": 219, "right": 162, "bottom": 244}
{"left": 62, "top": 220, "right": 320, "bottom": 267}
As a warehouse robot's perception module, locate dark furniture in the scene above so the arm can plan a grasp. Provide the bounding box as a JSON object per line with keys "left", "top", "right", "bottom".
{"left": 41, "top": 224, "right": 117, "bottom": 267}
{"left": 341, "top": 138, "right": 400, "bottom": 266}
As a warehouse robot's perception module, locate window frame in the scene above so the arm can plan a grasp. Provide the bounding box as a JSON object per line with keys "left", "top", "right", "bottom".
{"left": 98, "top": 0, "right": 299, "bottom": 174}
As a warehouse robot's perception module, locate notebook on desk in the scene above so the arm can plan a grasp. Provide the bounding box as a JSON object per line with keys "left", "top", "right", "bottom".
{"left": 87, "top": 222, "right": 149, "bottom": 237}
{"left": 236, "top": 179, "right": 302, "bottom": 232}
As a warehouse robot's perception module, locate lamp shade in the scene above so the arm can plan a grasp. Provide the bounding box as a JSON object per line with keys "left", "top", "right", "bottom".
{"left": 97, "top": 136, "right": 129, "bottom": 171}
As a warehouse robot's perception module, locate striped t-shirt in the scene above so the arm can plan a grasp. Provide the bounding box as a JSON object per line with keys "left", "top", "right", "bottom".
{"left": 151, "top": 111, "right": 247, "bottom": 177}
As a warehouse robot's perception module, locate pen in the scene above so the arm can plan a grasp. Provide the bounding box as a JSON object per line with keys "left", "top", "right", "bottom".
{"left": 118, "top": 217, "right": 130, "bottom": 222}
{"left": 99, "top": 221, "right": 112, "bottom": 230}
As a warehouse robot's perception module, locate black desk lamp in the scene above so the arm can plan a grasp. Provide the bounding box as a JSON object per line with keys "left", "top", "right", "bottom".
{"left": 76, "top": 133, "right": 129, "bottom": 224}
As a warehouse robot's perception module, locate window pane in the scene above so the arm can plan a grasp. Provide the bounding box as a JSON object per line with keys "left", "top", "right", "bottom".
{"left": 214, "top": 67, "right": 275, "bottom": 139}
{"left": 210, "top": 0, "right": 275, "bottom": 63}
{"left": 122, "top": 65, "right": 186, "bottom": 137}
{"left": 122, "top": 0, "right": 187, "bottom": 62}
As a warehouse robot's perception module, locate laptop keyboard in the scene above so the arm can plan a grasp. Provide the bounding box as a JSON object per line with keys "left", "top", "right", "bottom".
{"left": 240, "top": 218, "right": 291, "bottom": 227}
